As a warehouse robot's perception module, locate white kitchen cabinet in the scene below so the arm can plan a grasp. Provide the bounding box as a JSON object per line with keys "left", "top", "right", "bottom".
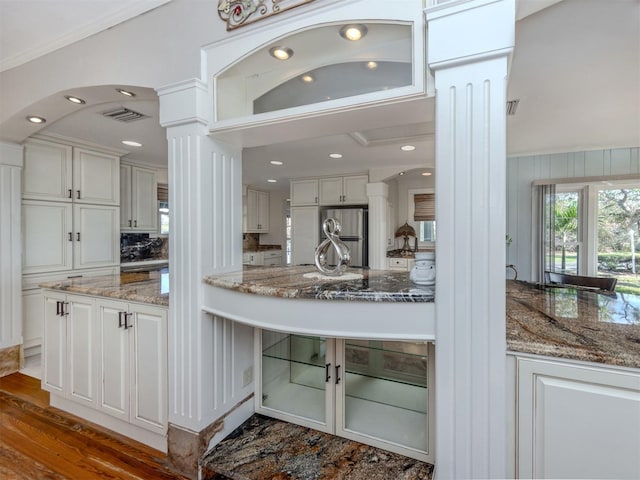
{"left": 290, "top": 179, "right": 319, "bottom": 206}
{"left": 387, "top": 257, "right": 416, "bottom": 271}
{"left": 245, "top": 187, "right": 270, "bottom": 233}
{"left": 318, "top": 175, "right": 368, "bottom": 205}
{"left": 242, "top": 251, "right": 283, "bottom": 266}
{"left": 22, "top": 139, "right": 73, "bottom": 202}
{"left": 256, "top": 330, "right": 434, "bottom": 463}
{"left": 22, "top": 200, "right": 73, "bottom": 274}
{"left": 42, "top": 292, "right": 97, "bottom": 409}
{"left": 73, "top": 148, "right": 119, "bottom": 205}
{"left": 96, "top": 298, "right": 167, "bottom": 434}
{"left": 120, "top": 164, "right": 158, "bottom": 232}
{"left": 516, "top": 356, "right": 640, "bottom": 479}
{"left": 291, "top": 206, "right": 319, "bottom": 265}
{"left": 23, "top": 139, "right": 119, "bottom": 205}
{"left": 22, "top": 201, "right": 119, "bottom": 273}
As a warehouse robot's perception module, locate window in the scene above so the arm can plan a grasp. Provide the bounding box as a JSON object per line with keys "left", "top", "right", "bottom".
{"left": 537, "top": 178, "right": 640, "bottom": 293}
{"left": 408, "top": 189, "right": 435, "bottom": 247}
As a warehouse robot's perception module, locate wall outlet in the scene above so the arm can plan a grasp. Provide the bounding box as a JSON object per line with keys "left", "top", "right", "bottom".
{"left": 242, "top": 366, "right": 253, "bottom": 387}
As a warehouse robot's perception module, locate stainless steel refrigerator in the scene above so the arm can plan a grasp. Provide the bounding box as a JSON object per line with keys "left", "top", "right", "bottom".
{"left": 320, "top": 207, "right": 368, "bottom": 268}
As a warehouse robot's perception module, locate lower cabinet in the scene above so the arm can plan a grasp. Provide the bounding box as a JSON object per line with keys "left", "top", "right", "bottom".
{"left": 96, "top": 299, "right": 167, "bottom": 435}
{"left": 42, "top": 290, "right": 168, "bottom": 444}
{"left": 256, "top": 329, "right": 435, "bottom": 463}
{"left": 43, "top": 291, "right": 96, "bottom": 408}
{"left": 515, "top": 356, "right": 640, "bottom": 479}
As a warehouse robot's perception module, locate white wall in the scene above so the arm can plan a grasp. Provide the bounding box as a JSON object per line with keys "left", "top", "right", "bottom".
{"left": 506, "top": 147, "right": 640, "bottom": 281}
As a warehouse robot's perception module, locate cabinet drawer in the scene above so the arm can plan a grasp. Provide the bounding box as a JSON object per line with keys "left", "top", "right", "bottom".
{"left": 263, "top": 251, "right": 282, "bottom": 259}
{"left": 388, "top": 258, "right": 408, "bottom": 269}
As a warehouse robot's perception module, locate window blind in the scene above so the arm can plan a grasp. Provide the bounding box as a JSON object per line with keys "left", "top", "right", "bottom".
{"left": 157, "top": 184, "right": 169, "bottom": 202}
{"left": 414, "top": 193, "right": 435, "bottom": 221}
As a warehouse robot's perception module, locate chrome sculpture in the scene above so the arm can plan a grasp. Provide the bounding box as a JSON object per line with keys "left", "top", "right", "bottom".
{"left": 315, "top": 218, "right": 351, "bottom": 276}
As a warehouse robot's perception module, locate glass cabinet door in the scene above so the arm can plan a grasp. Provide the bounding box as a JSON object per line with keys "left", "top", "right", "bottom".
{"left": 336, "top": 339, "right": 434, "bottom": 461}
{"left": 257, "top": 330, "right": 334, "bottom": 431}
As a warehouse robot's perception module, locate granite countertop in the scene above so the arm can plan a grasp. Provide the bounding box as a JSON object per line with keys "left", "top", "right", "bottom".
{"left": 506, "top": 280, "right": 640, "bottom": 369}
{"left": 204, "top": 265, "right": 434, "bottom": 302}
{"left": 40, "top": 271, "right": 169, "bottom": 307}
{"left": 243, "top": 245, "right": 283, "bottom": 253}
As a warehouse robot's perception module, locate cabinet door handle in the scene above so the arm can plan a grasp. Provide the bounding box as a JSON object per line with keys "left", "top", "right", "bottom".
{"left": 56, "top": 300, "right": 61, "bottom": 316}
{"left": 118, "top": 311, "right": 124, "bottom": 328}
{"left": 134, "top": 220, "right": 137, "bottom": 227}
{"left": 325, "top": 363, "right": 331, "bottom": 382}
{"left": 124, "top": 312, "right": 133, "bottom": 329}
{"left": 68, "top": 232, "right": 72, "bottom": 242}
{"left": 76, "top": 190, "right": 81, "bottom": 199}
{"left": 315, "top": 196, "right": 318, "bottom": 203}
{"left": 335, "top": 365, "right": 341, "bottom": 384}
{"left": 76, "top": 232, "right": 80, "bottom": 241}
{"left": 68, "top": 189, "right": 72, "bottom": 199}
{"left": 128, "top": 219, "right": 132, "bottom": 227}
{"left": 62, "top": 301, "right": 69, "bottom": 316}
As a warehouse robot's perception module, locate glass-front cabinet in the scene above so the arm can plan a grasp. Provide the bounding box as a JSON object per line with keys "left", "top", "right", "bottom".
{"left": 256, "top": 330, "right": 435, "bottom": 463}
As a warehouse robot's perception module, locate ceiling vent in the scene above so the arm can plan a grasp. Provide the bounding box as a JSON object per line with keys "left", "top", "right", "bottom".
{"left": 101, "top": 106, "right": 149, "bottom": 122}
{"left": 506, "top": 99, "right": 520, "bottom": 116}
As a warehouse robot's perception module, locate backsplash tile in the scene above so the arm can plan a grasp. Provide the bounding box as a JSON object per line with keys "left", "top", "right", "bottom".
{"left": 121, "top": 233, "right": 168, "bottom": 263}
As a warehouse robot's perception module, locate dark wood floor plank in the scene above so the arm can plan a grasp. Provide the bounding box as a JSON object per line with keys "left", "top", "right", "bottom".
{"left": 0, "top": 373, "right": 188, "bottom": 480}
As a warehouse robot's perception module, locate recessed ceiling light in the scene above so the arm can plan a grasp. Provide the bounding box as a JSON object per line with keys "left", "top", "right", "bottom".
{"left": 65, "top": 95, "right": 86, "bottom": 104}
{"left": 267, "top": 179, "right": 277, "bottom": 183}
{"left": 270, "top": 160, "right": 283, "bottom": 165}
{"left": 122, "top": 140, "right": 143, "bottom": 147}
{"left": 339, "top": 24, "right": 368, "bottom": 41}
{"left": 421, "top": 172, "right": 432, "bottom": 176}
{"left": 365, "top": 61, "right": 378, "bottom": 70}
{"left": 301, "top": 74, "right": 314, "bottom": 83}
{"left": 398, "top": 171, "right": 406, "bottom": 176}
{"left": 26, "top": 116, "right": 46, "bottom": 124}
{"left": 116, "top": 88, "right": 136, "bottom": 97}
{"left": 269, "top": 46, "right": 293, "bottom": 60}
{"left": 401, "top": 145, "right": 416, "bottom": 151}
{"left": 328, "top": 153, "right": 343, "bottom": 159}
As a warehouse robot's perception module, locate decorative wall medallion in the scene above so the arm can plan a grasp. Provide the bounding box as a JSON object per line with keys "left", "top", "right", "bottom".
{"left": 218, "top": 0, "right": 315, "bottom": 31}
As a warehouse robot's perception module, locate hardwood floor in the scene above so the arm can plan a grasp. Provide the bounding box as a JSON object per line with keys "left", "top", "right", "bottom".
{"left": 0, "top": 373, "right": 189, "bottom": 480}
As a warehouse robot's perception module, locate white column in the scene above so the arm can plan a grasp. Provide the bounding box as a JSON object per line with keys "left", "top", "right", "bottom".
{"left": 0, "top": 142, "right": 23, "bottom": 351}
{"left": 366, "top": 182, "right": 389, "bottom": 269}
{"left": 426, "top": 1, "right": 515, "bottom": 478}
{"left": 158, "top": 79, "right": 251, "bottom": 437}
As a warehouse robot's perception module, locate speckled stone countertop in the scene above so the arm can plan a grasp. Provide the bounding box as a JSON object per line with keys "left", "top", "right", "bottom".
{"left": 203, "top": 266, "right": 434, "bottom": 302}
{"left": 201, "top": 414, "right": 433, "bottom": 480}
{"left": 507, "top": 280, "right": 640, "bottom": 369}
{"left": 40, "top": 271, "right": 169, "bottom": 307}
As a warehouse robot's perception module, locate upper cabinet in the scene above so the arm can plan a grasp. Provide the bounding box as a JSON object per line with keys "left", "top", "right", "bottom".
{"left": 291, "top": 175, "right": 369, "bottom": 206}
{"left": 23, "top": 139, "right": 119, "bottom": 205}
{"left": 319, "top": 175, "right": 368, "bottom": 205}
{"left": 245, "top": 187, "right": 270, "bottom": 233}
{"left": 290, "top": 179, "right": 319, "bottom": 206}
{"left": 120, "top": 164, "right": 158, "bottom": 232}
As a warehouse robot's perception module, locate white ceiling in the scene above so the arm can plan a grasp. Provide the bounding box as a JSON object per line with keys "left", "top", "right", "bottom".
{"left": 0, "top": 0, "right": 638, "bottom": 189}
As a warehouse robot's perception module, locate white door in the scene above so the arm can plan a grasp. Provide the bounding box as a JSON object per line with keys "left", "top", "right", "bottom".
{"left": 22, "top": 289, "right": 44, "bottom": 350}
{"left": 290, "top": 179, "right": 318, "bottom": 206}
{"left": 42, "top": 291, "right": 67, "bottom": 394}
{"left": 66, "top": 295, "right": 96, "bottom": 406}
{"left": 22, "top": 201, "right": 73, "bottom": 274}
{"left": 130, "top": 304, "right": 167, "bottom": 433}
{"left": 342, "top": 175, "right": 368, "bottom": 204}
{"left": 73, "top": 148, "right": 119, "bottom": 205}
{"left": 73, "top": 204, "right": 119, "bottom": 269}
{"left": 120, "top": 164, "right": 132, "bottom": 229}
{"left": 97, "top": 299, "right": 130, "bottom": 421}
{"left": 22, "top": 139, "right": 73, "bottom": 201}
{"left": 518, "top": 358, "right": 640, "bottom": 479}
{"left": 132, "top": 166, "right": 157, "bottom": 231}
{"left": 245, "top": 188, "right": 259, "bottom": 231}
{"left": 318, "top": 177, "right": 343, "bottom": 205}
{"left": 291, "top": 206, "right": 319, "bottom": 265}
